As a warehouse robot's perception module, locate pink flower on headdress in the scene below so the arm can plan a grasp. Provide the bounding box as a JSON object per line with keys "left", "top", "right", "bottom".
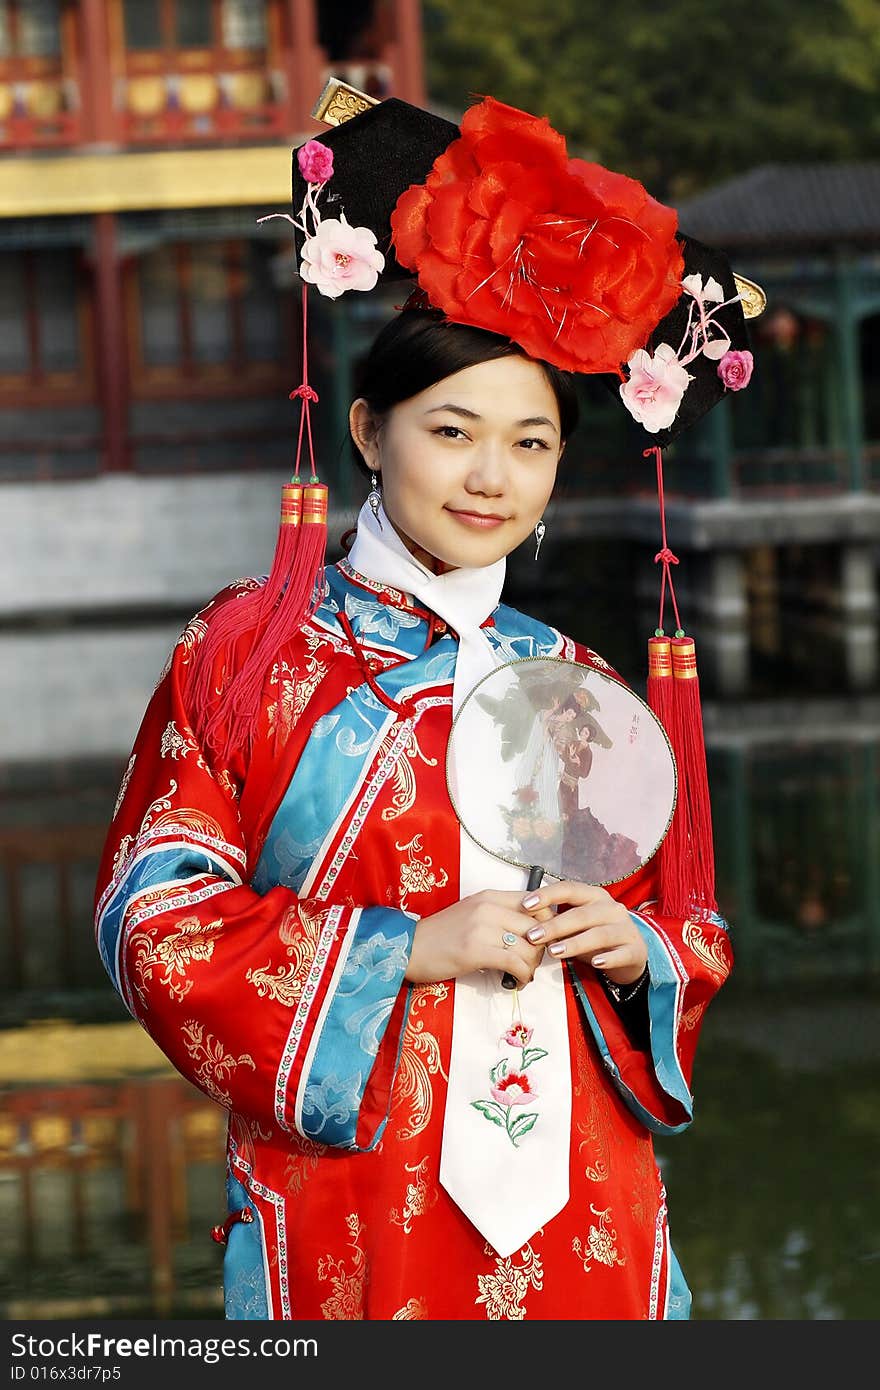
{"left": 299, "top": 215, "right": 385, "bottom": 299}
{"left": 620, "top": 343, "right": 693, "bottom": 433}
{"left": 297, "top": 139, "right": 334, "bottom": 185}
{"left": 717, "top": 349, "right": 754, "bottom": 391}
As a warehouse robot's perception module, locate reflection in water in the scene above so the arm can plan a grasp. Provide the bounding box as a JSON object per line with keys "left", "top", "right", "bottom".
{"left": 1, "top": 990, "right": 877, "bottom": 1320}
{"left": 662, "top": 990, "right": 880, "bottom": 1320}
{"left": 0, "top": 1076, "right": 227, "bottom": 1319}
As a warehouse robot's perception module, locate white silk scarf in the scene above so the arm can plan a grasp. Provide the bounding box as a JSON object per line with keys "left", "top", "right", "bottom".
{"left": 347, "top": 500, "right": 570, "bottom": 1257}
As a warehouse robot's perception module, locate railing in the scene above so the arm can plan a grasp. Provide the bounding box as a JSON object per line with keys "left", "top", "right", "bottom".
{"left": 0, "top": 823, "right": 109, "bottom": 996}
{"left": 0, "top": 75, "right": 82, "bottom": 151}
{"left": 732, "top": 446, "right": 851, "bottom": 497}
{"left": 0, "top": 433, "right": 103, "bottom": 483}
{"left": 561, "top": 443, "right": 874, "bottom": 501}
{"left": 119, "top": 67, "right": 288, "bottom": 145}
{"left": 0, "top": 1077, "right": 226, "bottom": 1318}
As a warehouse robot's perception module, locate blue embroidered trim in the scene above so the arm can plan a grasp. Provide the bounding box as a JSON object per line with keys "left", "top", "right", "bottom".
{"left": 568, "top": 911, "right": 694, "bottom": 1135}
{"left": 97, "top": 845, "right": 239, "bottom": 1001}
{"left": 298, "top": 908, "right": 416, "bottom": 1149}
{"left": 666, "top": 1244, "right": 692, "bottom": 1320}
{"left": 223, "top": 1172, "right": 270, "bottom": 1320}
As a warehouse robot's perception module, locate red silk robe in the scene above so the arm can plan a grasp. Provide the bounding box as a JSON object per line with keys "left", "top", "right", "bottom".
{"left": 93, "top": 558, "right": 733, "bottom": 1320}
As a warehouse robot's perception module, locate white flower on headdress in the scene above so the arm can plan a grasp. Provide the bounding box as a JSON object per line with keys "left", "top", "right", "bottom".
{"left": 680, "top": 273, "right": 732, "bottom": 359}
{"left": 299, "top": 215, "right": 385, "bottom": 299}
{"left": 682, "top": 273, "right": 725, "bottom": 304}
{"left": 620, "top": 343, "right": 693, "bottom": 433}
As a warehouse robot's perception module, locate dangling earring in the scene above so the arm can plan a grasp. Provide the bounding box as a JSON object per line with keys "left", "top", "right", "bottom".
{"left": 534, "top": 518, "right": 546, "bottom": 560}
{"left": 368, "top": 471, "right": 383, "bottom": 528}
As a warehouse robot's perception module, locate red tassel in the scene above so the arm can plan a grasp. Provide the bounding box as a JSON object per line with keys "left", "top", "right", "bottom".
{"left": 649, "top": 633, "right": 716, "bottom": 920}
{"left": 642, "top": 444, "right": 716, "bottom": 921}
{"left": 184, "top": 482, "right": 302, "bottom": 737}
{"left": 199, "top": 483, "right": 328, "bottom": 767}
{"left": 184, "top": 481, "right": 308, "bottom": 768}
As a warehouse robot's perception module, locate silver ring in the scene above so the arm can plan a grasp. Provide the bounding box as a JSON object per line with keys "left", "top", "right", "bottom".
{"left": 501, "top": 932, "right": 517, "bottom": 948}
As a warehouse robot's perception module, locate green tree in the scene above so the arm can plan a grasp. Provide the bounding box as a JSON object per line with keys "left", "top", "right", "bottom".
{"left": 423, "top": 0, "right": 880, "bottom": 197}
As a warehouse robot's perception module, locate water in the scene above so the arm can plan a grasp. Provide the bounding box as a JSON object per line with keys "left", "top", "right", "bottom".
{"left": 661, "top": 986, "right": 880, "bottom": 1319}
{"left": 1, "top": 986, "right": 876, "bottom": 1319}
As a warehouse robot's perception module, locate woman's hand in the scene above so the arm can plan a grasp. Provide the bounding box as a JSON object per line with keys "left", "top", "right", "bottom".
{"left": 405, "top": 890, "right": 549, "bottom": 988}
{"left": 520, "top": 881, "right": 647, "bottom": 987}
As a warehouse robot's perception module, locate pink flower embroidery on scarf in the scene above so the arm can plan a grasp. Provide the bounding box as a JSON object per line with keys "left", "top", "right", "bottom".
{"left": 501, "top": 1022, "right": 533, "bottom": 1048}
{"left": 491, "top": 1072, "right": 537, "bottom": 1107}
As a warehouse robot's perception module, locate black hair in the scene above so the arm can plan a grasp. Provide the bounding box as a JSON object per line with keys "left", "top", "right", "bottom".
{"left": 348, "top": 308, "right": 579, "bottom": 479}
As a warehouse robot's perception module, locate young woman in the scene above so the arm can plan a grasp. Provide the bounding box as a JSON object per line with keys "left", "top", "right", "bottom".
{"left": 94, "top": 92, "right": 751, "bottom": 1320}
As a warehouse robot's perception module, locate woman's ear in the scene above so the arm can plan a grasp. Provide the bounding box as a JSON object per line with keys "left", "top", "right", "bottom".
{"left": 349, "top": 398, "right": 381, "bottom": 472}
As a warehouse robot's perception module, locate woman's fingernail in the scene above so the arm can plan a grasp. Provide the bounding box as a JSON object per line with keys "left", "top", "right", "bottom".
{"left": 522, "top": 894, "right": 541, "bottom": 909}
{"left": 526, "top": 926, "right": 545, "bottom": 943}
{"left": 592, "top": 955, "right": 606, "bottom": 968}
{"left": 548, "top": 942, "right": 565, "bottom": 956}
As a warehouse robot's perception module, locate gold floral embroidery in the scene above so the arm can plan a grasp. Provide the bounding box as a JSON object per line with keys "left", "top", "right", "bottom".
{"left": 389, "top": 1156, "right": 438, "bottom": 1234}
{"left": 274, "top": 902, "right": 332, "bottom": 1006}
{"left": 317, "top": 1213, "right": 366, "bottom": 1320}
{"left": 396, "top": 833, "right": 449, "bottom": 907}
{"left": 680, "top": 1001, "right": 706, "bottom": 1032}
{"left": 572, "top": 1205, "right": 626, "bottom": 1273}
{"left": 475, "top": 1242, "right": 544, "bottom": 1320}
{"left": 575, "top": 1104, "right": 612, "bottom": 1183}
{"left": 245, "top": 960, "right": 301, "bottom": 1006}
{"left": 178, "top": 615, "right": 209, "bottom": 656}
{"left": 229, "top": 577, "right": 265, "bottom": 595}
{"left": 392, "top": 983, "right": 448, "bottom": 1141}
{"left": 267, "top": 636, "right": 329, "bottom": 745}
{"left": 160, "top": 720, "right": 208, "bottom": 769}
{"left": 283, "top": 1135, "right": 328, "bottom": 1194}
{"left": 113, "top": 754, "right": 136, "bottom": 820}
{"left": 149, "top": 805, "right": 226, "bottom": 843}
{"left": 392, "top": 1297, "right": 428, "bottom": 1319}
{"left": 572, "top": 1018, "right": 618, "bottom": 1182}
{"left": 279, "top": 900, "right": 329, "bottom": 951}
{"left": 111, "top": 780, "right": 177, "bottom": 881}
{"left": 180, "top": 1021, "right": 256, "bottom": 1108}
{"left": 628, "top": 1136, "right": 657, "bottom": 1229}
{"left": 683, "top": 920, "right": 731, "bottom": 980}
{"left": 382, "top": 721, "right": 438, "bottom": 822}
{"left": 128, "top": 916, "right": 222, "bottom": 1005}
{"left": 229, "top": 1112, "right": 273, "bottom": 1173}
{"left": 216, "top": 768, "right": 241, "bottom": 802}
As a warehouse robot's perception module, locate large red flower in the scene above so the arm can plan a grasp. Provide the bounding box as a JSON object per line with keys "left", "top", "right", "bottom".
{"left": 390, "top": 97, "right": 685, "bottom": 375}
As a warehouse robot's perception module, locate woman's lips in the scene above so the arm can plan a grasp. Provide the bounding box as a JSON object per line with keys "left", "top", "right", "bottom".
{"left": 446, "top": 508, "right": 508, "bottom": 530}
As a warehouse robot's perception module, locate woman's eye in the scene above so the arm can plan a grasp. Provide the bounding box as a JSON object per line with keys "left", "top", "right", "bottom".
{"left": 519, "top": 438, "right": 550, "bottom": 451}
{"left": 432, "top": 426, "right": 467, "bottom": 440}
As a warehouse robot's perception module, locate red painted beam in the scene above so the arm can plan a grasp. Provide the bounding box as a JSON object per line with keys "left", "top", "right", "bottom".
{"left": 93, "top": 213, "right": 131, "bottom": 472}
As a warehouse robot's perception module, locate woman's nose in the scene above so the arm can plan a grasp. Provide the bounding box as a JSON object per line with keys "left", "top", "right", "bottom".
{"left": 465, "top": 445, "right": 506, "bottom": 495}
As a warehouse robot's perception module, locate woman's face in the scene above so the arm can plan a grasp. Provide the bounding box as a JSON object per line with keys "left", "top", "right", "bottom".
{"left": 349, "top": 354, "right": 564, "bottom": 572}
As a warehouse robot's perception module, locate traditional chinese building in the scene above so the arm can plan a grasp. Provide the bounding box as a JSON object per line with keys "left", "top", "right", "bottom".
{"left": 0, "top": 2, "right": 427, "bottom": 1017}
{"left": 0, "top": 0, "right": 426, "bottom": 764}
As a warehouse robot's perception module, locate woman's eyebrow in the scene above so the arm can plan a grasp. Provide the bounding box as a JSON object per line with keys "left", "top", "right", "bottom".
{"left": 424, "top": 404, "right": 558, "bottom": 432}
